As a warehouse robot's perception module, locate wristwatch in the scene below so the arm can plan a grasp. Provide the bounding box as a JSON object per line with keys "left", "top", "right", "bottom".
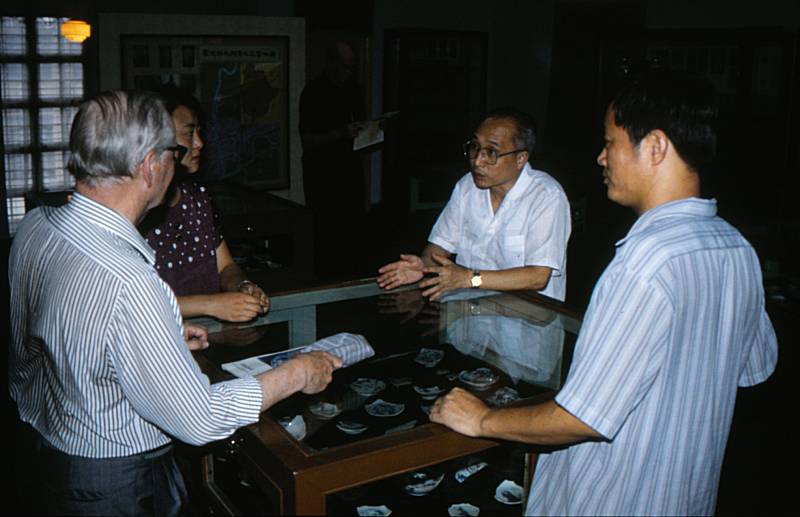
{"left": 470, "top": 270, "right": 483, "bottom": 289}
{"left": 237, "top": 279, "right": 255, "bottom": 291}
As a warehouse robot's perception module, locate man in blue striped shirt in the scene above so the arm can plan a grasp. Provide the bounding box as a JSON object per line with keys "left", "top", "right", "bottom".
{"left": 431, "top": 71, "right": 778, "bottom": 515}
{"left": 9, "top": 90, "right": 342, "bottom": 516}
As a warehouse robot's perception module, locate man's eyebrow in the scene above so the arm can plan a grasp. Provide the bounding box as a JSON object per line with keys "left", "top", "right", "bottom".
{"left": 473, "top": 135, "right": 501, "bottom": 147}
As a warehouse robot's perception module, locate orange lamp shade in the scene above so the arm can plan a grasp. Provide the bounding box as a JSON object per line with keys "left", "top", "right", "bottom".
{"left": 60, "top": 19, "right": 91, "bottom": 43}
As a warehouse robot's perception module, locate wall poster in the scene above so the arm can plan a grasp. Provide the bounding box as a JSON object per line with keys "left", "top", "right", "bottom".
{"left": 121, "top": 36, "right": 289, "bottom": 190}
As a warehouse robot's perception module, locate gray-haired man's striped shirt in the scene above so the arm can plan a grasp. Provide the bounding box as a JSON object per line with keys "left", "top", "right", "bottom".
{"left": 9, "top": 193, "right": 263, "bottom": 458}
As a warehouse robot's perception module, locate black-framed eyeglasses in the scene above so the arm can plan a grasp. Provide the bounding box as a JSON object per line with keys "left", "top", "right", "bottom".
{"left": 463, "top": 140, "right": 526, "bottom": 165}
{"left": 165, "top": 145, "right": 188, "bottom": 162}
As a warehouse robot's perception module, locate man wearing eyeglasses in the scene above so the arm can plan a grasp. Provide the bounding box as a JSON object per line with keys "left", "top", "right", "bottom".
{"left": 431, "top": 72, "right": 777, "bottom": 516}
{"left": 378, "top": 107, "right": 571, "bottom": 301}
{"left": 8, "top": 90, "right": 341, "bottom": 515}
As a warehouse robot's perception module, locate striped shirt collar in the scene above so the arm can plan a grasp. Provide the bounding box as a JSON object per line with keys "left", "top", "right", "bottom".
{"left": 616, "top": 197, "right": 718, "bottom": 248}
{"left": 67, "top": 192, "right": 156, "bottom": 265}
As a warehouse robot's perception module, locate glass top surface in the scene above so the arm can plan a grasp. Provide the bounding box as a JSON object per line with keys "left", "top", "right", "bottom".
{"left": 200, "top": 283, "right": 580, "bottom": 452}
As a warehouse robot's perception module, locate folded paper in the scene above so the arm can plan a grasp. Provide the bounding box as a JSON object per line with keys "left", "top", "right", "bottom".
{"left": 222, "top": 332, "right": 375, "bottom": 378}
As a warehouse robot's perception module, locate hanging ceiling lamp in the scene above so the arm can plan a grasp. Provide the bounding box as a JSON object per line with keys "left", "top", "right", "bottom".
{"left": 60, "top": 19, "right": 91, "bottom": 43}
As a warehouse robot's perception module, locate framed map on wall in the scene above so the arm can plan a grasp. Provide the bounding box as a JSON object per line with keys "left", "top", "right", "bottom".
{"left": 121, "top": 36, "right": 289, "bottom": 189}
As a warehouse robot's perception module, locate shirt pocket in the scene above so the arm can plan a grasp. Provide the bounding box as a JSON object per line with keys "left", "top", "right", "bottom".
{"left": 498, "top": 234, "right": 526, "bottom": 267}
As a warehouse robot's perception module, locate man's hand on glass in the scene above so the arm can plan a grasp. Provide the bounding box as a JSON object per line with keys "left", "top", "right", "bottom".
{"left": 429, "top": 387, "right": 490, "bottom": 438}
{"left": 377, "top": 254, "right": 425, "bottom": 290}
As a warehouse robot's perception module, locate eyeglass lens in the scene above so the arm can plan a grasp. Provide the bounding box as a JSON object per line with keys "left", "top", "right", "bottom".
{"left": 464, "top": 141, "right": 498, "bottom": 164}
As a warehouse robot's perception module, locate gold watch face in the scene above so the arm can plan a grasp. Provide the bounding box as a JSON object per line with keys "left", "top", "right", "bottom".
{"left": 471, "top": 272, "right": 482, "bottom": 288}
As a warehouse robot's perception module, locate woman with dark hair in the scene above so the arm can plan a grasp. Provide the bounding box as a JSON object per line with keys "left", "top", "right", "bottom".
{"left": 142, "top": 84, "right": 269, "bottom": 322}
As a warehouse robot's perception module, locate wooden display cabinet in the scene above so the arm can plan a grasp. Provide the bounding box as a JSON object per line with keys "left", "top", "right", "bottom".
{"left": 189, "top": 279, "right": 581, "bottom": 515}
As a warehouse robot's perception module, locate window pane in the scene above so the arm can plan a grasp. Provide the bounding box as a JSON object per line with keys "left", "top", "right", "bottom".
{"left": 1, "top": 63, "right": 29, "bottom": 102}
{"left": 0, "top": 16, "right": 26, "bottom": 56}
{"left": 39, "top": 107, "right": 61, "bottom": 145}
{"left": 4, "top": 153, "right": 33, "bottom": 194}
{"left": 2, "top": 108, "right": 31, "bottom": 148}
{"left": 39, "top": 107, "right": 76, "bottom": 146}
{"left": 37, "top": 17, "right": 82, "bottom": 57}
{"left": 62, "top": 63, "right": 84, "bottom": 98}
{"left": 63, "top": 106, "right": 78, "bottom": 141}
{"left": 6, "top": 197, "right": 26, "bottom": 235}
{"left": 42, "top": 150, "right": 74, "bottom": 191}
{"left": 38, "top": 62, "right": 83, "bottom": 100}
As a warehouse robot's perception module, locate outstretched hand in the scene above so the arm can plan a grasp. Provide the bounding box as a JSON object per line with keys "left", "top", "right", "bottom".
{"left": 419, "top": 254, "right": 471, "bottom": 301}
{"left": 377, "top": 254, "right": 425, "bottom": 290}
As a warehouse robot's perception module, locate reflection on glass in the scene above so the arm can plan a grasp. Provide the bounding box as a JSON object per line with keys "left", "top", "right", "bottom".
{"left": 445, "top": 314, "right": 564, "bottom": 390}
{"left": 203, "top": 285, "right": 577, "bottom": 454}
{"left": 439, "top": 289, "right": 569, "bottom": 389}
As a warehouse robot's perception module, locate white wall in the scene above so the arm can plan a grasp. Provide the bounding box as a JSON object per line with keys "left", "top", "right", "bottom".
{"left": 97, "top": 13, "right": 306, "bottom": 205}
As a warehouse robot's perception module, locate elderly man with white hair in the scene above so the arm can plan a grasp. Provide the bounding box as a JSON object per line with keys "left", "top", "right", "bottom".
{"left": 9, "top": 90, "right": 341, "bottom": 516}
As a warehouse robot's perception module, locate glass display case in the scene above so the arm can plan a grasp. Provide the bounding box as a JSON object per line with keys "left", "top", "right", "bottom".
{"left": 189, "top": 279, "right": 581, "bottom": 515}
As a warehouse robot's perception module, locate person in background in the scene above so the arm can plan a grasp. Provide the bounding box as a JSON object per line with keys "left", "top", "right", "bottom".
{"left": 299, "top": 40, "right": 369, "bottom": 280}
{"left": 378, "top": 108, "right": 571, "bottom": 302}
{"left": 141, "top": 84, "right": 268, "bottom": 322}
{"left": 8, "top": 90, "right": 341, "bottom": 516}
{"left": 430, "top": 71, "right": 778, "bottom": 516}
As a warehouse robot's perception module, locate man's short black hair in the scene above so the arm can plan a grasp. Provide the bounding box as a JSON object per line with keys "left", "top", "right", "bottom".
{"left": 610, "top": 71, "right": 718, "bottom": 173}
{"left": 484, "top": 107, "right": 537, "bottom": 158}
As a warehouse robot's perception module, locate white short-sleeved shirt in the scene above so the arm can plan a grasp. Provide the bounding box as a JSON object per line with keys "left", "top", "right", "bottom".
{"left": 428, "top": 163, "right": 571, "bottom": 301}
{"left": 527, "top": 198, "right": 778, "bottom": 516}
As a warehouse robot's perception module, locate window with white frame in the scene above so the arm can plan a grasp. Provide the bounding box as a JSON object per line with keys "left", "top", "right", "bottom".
{"left": 1, "top": 16, "right": 85, "bottom": 236}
